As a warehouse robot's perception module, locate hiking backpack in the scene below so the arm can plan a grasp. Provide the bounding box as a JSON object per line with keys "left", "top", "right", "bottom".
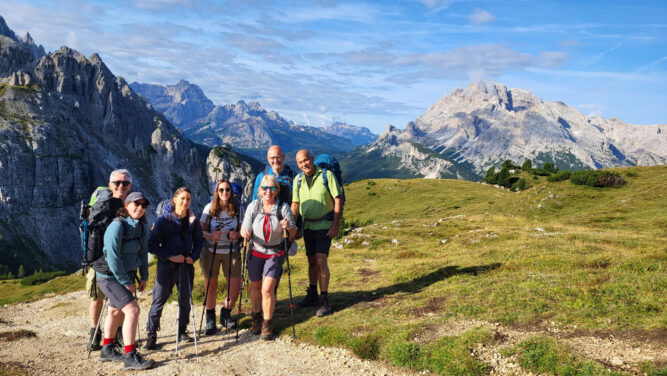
{"left": 84, "top": 193, "right": 124, "bottom": 269}
{"left": 296, "top": 154, "right": 346, "bottom": 206}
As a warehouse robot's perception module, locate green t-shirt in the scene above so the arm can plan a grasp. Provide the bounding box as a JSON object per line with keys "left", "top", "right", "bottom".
{"left": 292, "top": 167, "right": 342, "bottom": 231}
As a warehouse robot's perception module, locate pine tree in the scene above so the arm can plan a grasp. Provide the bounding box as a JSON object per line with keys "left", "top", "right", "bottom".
{"left": 18, "top": 265, "right": 25, "bottom": 278}
{"left": 484, "top": 167, "right": 497, "bottom": 184}
{"left": 501, "top": 160, "right": 514, "bottom": 170}
{"left": 522, "top": 159, "right": 532, "bottom": 171}
{"left": 497, "top": 166, "right": 511, "bottom": 188}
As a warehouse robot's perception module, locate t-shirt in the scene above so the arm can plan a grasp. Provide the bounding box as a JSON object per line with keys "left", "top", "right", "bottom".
{"left": 200, "top": 203, "right": 243, "bottom": 253}
{"left": 292, "top": 167, "right": 342, "bottom": 231}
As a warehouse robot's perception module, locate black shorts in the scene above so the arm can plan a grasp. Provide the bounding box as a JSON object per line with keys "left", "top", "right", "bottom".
{"left": 97, "top": 276, "right": 135, "bottom": 309}
{"left": 303, "top": 229, "right": 332, "bottom": 257}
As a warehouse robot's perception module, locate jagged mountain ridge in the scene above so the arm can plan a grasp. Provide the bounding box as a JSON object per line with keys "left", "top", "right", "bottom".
{"left": 0, "top": 16, "right": 253, "bottom": 273}
{"left": 130, "top": 80, "right": 214, "bottom": 131}
{"left": 132, "top": 80, "right": 372, "bottom": 160}
{"left": 343, "top": 82, "right": 665, "bottom": 181}
{"left": 321, "top": 122, "right": 377, "bottom": 146}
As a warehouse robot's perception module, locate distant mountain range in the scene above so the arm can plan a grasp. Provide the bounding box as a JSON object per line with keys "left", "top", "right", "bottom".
{"left": 131, "top": 80, "right": 377, "bottom": 162}
{"left": 342, "top": 82, "right": 666, "bottom": 181}
{"left": 0, "top": 16, "right": 252, "bottom": 274}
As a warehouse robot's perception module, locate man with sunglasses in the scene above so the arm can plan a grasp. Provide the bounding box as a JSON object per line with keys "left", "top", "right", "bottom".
{"left": 86, "top": 169, "right": 133, "bottom": 352}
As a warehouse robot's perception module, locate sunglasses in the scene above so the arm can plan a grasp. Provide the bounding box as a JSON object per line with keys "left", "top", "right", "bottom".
{"left": 134, "top": 201, "right": 149, "bottom": 209}
{"left": 112, "top": 180, "right": 131, "bottom": 187}
{"left": 261, "top": 185, "right": 277, "bottom": 192}
{"left": 217, "top": 187, "right": 232, "bottom": 193}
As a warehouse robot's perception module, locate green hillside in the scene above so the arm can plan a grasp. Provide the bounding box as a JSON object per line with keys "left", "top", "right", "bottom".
{"left": 2, "top": 165, "right": 664, "bottom": 375}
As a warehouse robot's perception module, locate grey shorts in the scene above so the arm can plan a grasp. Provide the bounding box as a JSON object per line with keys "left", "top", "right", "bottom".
{"left": 97, "top": 276, "right": 135, "bottom": 309}
{"left": 248, "top": 252, "right": 285, "bottom": 282}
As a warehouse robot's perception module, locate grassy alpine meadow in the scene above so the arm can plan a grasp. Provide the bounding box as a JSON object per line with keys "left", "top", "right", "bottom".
{"left": 2, "top": 165, "right": 664, "bottom": 374}
{"left": 267, "top": 165, "right": 666, "bottom": 374}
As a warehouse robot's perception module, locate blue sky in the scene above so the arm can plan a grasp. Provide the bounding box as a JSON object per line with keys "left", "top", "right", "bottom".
{"left": 2, "top": 0, "right": 666, "bottom": 134}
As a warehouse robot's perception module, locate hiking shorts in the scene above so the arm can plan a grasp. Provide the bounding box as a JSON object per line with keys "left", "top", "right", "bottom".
{"left": 86, "top": 267, "right": 105, "bottom": 301}
{"left": 248, "top": 252, "right": 285, "bottom": 282}
{"left": 199, "top": 248, "right": 242, "bottom": 279}
{"left": 97, "top": 276, "right": 135, "bottom": 309}
{"left": 304, "top": 229, "right": 332, "bottom": 257}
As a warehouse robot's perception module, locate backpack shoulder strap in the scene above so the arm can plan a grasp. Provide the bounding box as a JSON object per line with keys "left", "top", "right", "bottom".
{"left": 320, "top": 169, "right": 332, "bottom": 198}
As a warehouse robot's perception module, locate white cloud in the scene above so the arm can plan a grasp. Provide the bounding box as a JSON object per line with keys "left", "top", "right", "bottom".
{"left": 539, "top": 51, "right": 568, "bottom": 68}
{"left": 469, "top": 8, "right": 495, "bottom": 25}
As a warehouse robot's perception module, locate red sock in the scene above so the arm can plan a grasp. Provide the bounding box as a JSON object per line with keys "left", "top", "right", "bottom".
{"left": 125, "top": 344, "right": 136, "bottom": 354}
{"left": 103, "top": 338, "right": 114, "bottom": 346}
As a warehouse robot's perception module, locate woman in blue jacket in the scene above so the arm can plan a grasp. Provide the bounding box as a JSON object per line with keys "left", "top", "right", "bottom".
{"left": 143, "top": 187, "right": 204, "bottom": 350}
{"left": 96, "top": 192, "right": 154, "bottom": 371}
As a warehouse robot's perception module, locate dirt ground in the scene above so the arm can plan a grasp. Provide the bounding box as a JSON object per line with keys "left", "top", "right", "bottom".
{"left": 0, "top": 290, "right": 664, "bottom": 375}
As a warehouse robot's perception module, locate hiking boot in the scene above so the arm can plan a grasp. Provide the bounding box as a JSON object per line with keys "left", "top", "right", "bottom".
{"left": 260, "top": 319, "right": 273, "bottom": 341}
{"left": 99, "top": 344, "right": 124, "bottom": 362}
{"left": 87, "top": 327, "right": 102, "bottom": 351}
{"left": 220, "top": 307, "right": 237, "bottom": 329}
{"left": 251, "top": 312, "right": 262, "bottom": 335}
{"left": 316, "top": 295, "right": 330, "bottom": 317}
{"left": 143, "top": 332, "right": 157, "bottom": 350}
{"left": 298, "top": 286, "right": 318, "bottom": 308}
{"left": 178, "top": 328, "right": 193, "bottom": 343}
{"left": 123, "top": 351, "right": 155, "bottom": 371}
{"left": 205, "top": 311, "right": 217, "bottom": 335}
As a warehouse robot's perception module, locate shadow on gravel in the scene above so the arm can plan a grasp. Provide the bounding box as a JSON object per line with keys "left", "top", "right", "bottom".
{"left": 268, "top": 263, "right": 502, "bottom": 335}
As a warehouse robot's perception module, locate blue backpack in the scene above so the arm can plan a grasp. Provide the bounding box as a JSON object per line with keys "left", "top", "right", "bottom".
{"left": 296, "top": 154, "right": 346, "bottom": 206}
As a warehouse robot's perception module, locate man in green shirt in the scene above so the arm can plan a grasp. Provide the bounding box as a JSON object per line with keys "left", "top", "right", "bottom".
{"left": 291, "top": 150, "right": 343, "bottom": 317}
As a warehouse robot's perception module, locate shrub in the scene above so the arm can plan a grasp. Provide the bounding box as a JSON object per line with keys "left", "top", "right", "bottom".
{"left": 522, "top": 159, "right": 532, "bottom": 171}
{"left": 497, "top": 167, "right": 510, "bottom": 188}
{"left": 624, "top": 171, "right": 637, "bottom": 178}
{"left": 517, "top": 178, "right": 527, "bottom": 190}
{"left": 483, "top": 167, "right": 497, "bottom": 184}
{"left": 536, "top": 162, "right": 555, "bottom": 176}
{"left": 547, "top": 170, "right": 571, "bottom": 182}
{"left": 20, "top": 269, "right": 66, "bottom": 286}
{"left": 571, "top": 170, "right": 625, "bottom": 188}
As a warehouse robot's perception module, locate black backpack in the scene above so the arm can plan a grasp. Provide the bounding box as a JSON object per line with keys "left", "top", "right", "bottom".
{"left": 84, "top": 196, "right": 124, "bottom": 271}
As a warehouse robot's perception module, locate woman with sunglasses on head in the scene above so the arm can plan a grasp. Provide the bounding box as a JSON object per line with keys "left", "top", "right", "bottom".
{"left": 95, "top": 192, "right": 154, "bottom": 370}
{"left": 240, "top": 174, "right": 296, "bottom": 340}
{"left": 144, "top": 187, "right": 203, "bottom": 350}
{"left": 199, "top": 179, "right": 244, "bottom": 334}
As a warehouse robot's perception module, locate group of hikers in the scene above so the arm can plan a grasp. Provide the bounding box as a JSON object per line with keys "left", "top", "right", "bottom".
{"left": 81, "top": 146, "right": 343, "bottom": 371}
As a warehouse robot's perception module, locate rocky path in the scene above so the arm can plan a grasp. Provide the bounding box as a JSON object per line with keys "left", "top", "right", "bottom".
{"left": 0, "top": 291, "right": 664, "bottom": 375}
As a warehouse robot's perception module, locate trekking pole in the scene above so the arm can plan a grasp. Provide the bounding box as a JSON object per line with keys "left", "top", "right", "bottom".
{"left": 175, "top": 263, "right": 182, "bottom": 357}
{"left": 225, "top": 234, "right": 233, "bottom": 336}
{"left": 197, "top": 241, "right": 218, "bottom": 336}
{"left": 87, "top": 298, "right": 108, "bottom": 359}
{"left": 187, "top": 266, "right": 199, "bottom": 361}
{"left": 283, "top": 228, "right": 296, "bottom": 339}
{"left": 236, "top": 238, "right": 248, "bottom": 342}
{"left": 132, "top": 273, "right": 141, "bottom": 345}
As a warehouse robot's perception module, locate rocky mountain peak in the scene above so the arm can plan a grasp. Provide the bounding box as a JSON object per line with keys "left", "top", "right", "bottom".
{"left": 0, "top": 15, "right": 17, "bottom": 41}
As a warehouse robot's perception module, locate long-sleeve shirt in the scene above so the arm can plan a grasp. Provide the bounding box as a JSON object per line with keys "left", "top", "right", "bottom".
{"left": 98, "top": 217, "right": 149, "bottom": 286}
